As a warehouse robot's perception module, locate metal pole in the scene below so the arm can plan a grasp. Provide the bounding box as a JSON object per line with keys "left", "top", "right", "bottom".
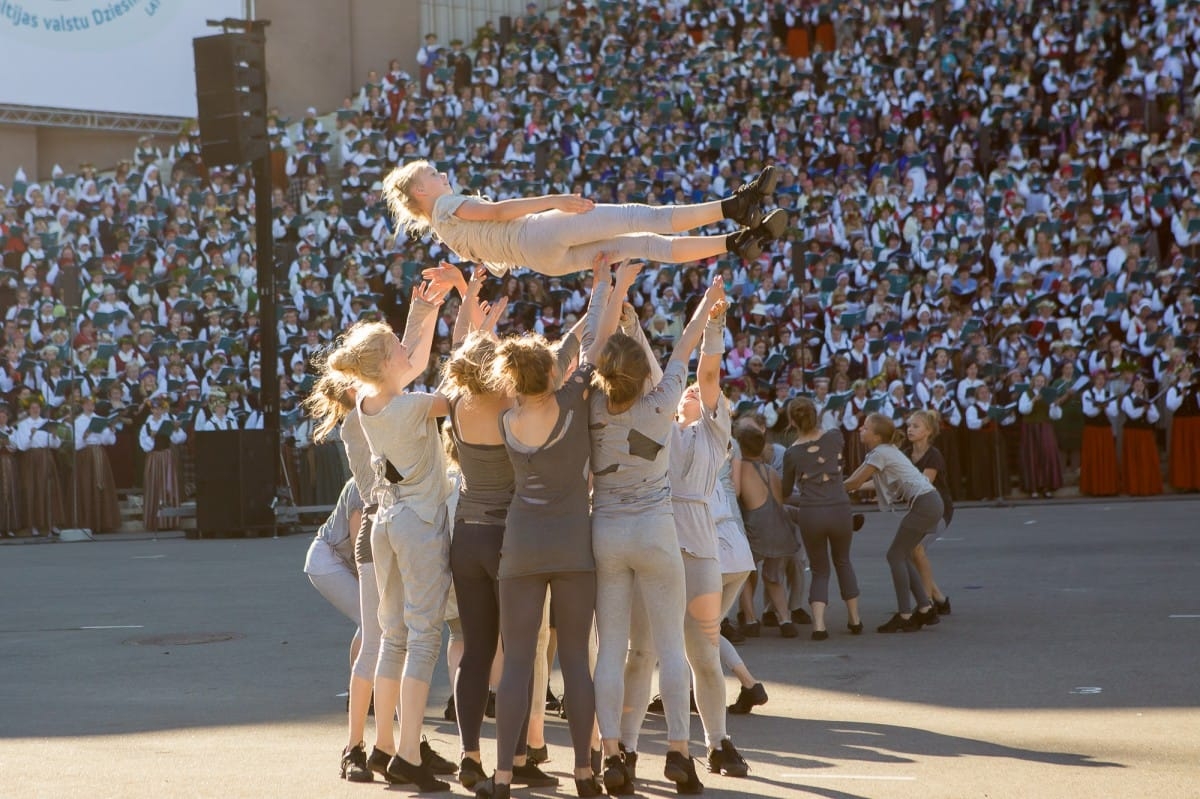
{"left": 254, "top": 153, "right": 279, "bottom": 505}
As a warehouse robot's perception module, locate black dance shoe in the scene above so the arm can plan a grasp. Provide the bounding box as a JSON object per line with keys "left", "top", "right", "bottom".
{"left": 727, "top": 682, "right": 768, "bottom": 715}
{"left": 421, "top": 737, "right": 458, "bottom": 774}
{"left": 367, "top": 747, "right": 409, "bottom": 784}
{"left": 512, "top": 762, "right": 559, "bottom": 787}
{"left": 526, "top": 744, "right": 549, "bottom": 765}
{"left": 340, "top": 743, "right": 373, "bottom": 782}
{"left": 721, "top": 166, "right": 781, "bottom": 227}
{"left": 602, "top": 753, "right": 635, "bottom": 796}
{"left": 707, "top": 738, "right": 749, "bottom": 777}
{"left": 877, "top": 613, "right": 921, "bottom": 633}
{"left": 387, "top": 753, "right": 450, "bottom": 792}
{"left": 720, "top": 618, "right": 745, "bottom": 645}
{"left": 459, "top": 756, "right": 486, "bottom": 790}
{"left": 664, "top": 751, "right": 704, "bottom": 795}
{"left": 914, "top": 606, "right": 941, "bottom": 627}
{"left": 791, "top": 608, "right": 813, "bottom": 624}
{"left": 474, "top": 776, "right": 510, "bottom": 799}
{"left": 779, "top": 621, "right": 799, "bottom": 638}
{"left": 935, "top": 595, "right": 952, "bottom": 615}
{"left": 811, "top": 630, "right": 829, "bottom": 641}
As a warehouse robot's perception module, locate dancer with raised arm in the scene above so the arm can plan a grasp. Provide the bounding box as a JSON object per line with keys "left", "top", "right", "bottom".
{"left": 588, "top": 269, "right": 726, "bottom": 795}
{"left": 474, "top": 258, "right": 629, "bottom": 799}
{"left": 320, "top": 270, "right": 460, "bottom": 792}
{"left": 382, "top": 160, "right": 786, "bottom": 277}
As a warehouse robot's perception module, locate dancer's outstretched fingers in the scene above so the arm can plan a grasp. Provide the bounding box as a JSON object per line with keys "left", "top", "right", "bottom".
{"left": 556, "top": 194, "right": 595, "bottom": 213}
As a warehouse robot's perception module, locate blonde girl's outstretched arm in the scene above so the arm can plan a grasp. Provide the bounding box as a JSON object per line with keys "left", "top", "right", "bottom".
{"left": 453, "top": 193, "right": 595, "bottom": 223}
{"left": 395, "top": 277, "right": 452, "bottom": 391}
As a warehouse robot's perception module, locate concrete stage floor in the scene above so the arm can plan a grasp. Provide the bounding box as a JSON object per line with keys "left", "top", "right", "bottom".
{"left": 1, "top": 499, "right": 1197, "bottom": 798}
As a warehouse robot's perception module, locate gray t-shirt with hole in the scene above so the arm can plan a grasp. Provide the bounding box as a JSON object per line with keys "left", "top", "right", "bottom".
{"left": 782, "top": 429, "right": 850, "bottom": 507}
{"left": 589, "top": 359, "right": 686, "bottom": 514}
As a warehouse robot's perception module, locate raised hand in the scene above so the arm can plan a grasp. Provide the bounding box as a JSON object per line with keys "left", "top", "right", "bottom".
{"left": 704, "top": 274, "right": 727, "bottom": 308}
{"left": 481, "top": 296, "right": 509, "bottom": 333}
{"left": 555, "top": 194, "right": 595, "bottom": 214}
{"left": 615, "top": 260, "right": 643, "bottom": 290}
{"left": 413, "top": 279, "right": 449, "bottom": 307}
{"left": 709, "top": 298, "right": 729, "bottom": 321}
{"left": 421, "top": 261, "right": 466, "bottom": 295}
{"left": 591, "top": 251, "right": 612, "bottom": 286}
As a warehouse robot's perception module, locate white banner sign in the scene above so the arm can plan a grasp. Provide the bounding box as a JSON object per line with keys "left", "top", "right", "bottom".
{"left": 0, "top": 0, "right": 245, "bottom": 117}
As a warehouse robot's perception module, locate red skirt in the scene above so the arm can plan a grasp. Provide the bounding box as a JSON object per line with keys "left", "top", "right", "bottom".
{"left": 1121, "top": 427, "right": 1163, "bottom": 496}
{"left": 1169, "top": 416, "right": 1200, "bottom": 491}
{"left": 1080, "top": 425, "right": 1118, "bottom": 496}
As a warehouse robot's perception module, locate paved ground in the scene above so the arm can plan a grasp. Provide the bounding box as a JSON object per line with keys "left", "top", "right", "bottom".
{"left": 1, "top": 499, "right": 1198, "bottom": 799}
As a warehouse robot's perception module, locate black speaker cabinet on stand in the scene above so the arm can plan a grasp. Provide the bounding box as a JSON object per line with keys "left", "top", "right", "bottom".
{"left": 194, "top": 429, "right": 278, "bottom": 538}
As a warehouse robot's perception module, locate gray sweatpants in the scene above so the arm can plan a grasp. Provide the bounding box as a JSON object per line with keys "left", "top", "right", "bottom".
{"left": 622, "top": 553, "right": 728, "bottom": 751}
{"left": 593, "top": 511, "right": 691, "bottom": 743}
{"left": 516, "top": 204, "right": 681, "bottom": 275}
{"left": 888, "top": 491, "right": 944, "bottom": 614}
{"left": 371, "top": 502, "right": 451, "bottom": 684}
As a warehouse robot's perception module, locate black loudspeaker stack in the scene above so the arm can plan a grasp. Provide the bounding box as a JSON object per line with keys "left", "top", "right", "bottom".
{"left": 193, "top": 32, "right": 268, "bottom": 166}
{"left": 194, "top": 430, "right": 278, "bottom": 537}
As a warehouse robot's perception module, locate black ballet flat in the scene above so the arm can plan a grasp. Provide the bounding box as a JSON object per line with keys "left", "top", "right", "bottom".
{"left": 935, "top": 595, "right": 952, "bottom": 615}
{"left": 602, "top": 753, "right": 635, "bottom": 796}
{"left": 387, "top": 753, "right": 450, "bottom": 792}
{"left": 876, "top": 613, "right": 920, "bottom": 633}
{"left": 458, "top": 757, "right": 486, "bottom": 790}
{"left": 474, "top": 776, "right": 510, "bottom": 799}
{"left": 576, "top": 775, "right": 604, "bottom": 797}
{"left": 664, "top": 751, "right": 704, "bottom": 795}
{"left": 811, "top": 630, "right": 829, "bottom": 641}
{"left": 847, "top": 621, "right": 864, "bottom": 635}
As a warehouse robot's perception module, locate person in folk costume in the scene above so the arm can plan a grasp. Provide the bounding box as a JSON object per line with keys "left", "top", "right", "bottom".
{"left": 1120, "top": 373, "right": 1163, "bottom": 496}
{"left": 927, "top": 380, "right": 964, "bottom": 500}
{"left": 1165, "top": 363, "right": 1200, "bottom": 492}
{"left": 14, "top": 394, "right": 65, "bottom": 536}
{"left": 963, "top": 384, "right": 1013, "bottom": 501}
{"left": 840, "top": 378, "right": 871, "bottom": 478}
{"left": 72, "top": 394, "right": 120, "bottom": 533}
{"left": 1017, "top": 372, "right": 1064, "bottom": 498}
{"left": 1079, "top": 369, "right": 1120, "bottom": 497}
{"left": 196, "top": 390, "right": 239, "bottom": 431}
{"left": 139, "top": 395, "right": 187, "bottom": 531}
{"left": 0, "top": 403, "right": 22, "bottom": 536}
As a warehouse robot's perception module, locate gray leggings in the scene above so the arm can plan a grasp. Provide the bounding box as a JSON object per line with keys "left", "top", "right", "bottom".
{"left": 623, "top": 554, "right": 728, "bottom": 751}
{"left": 517, "top": 203, "right": 681, "bottom": 275}
{"left": 887, "top": 491, "right": 944, "bottom": 614}
{"left": 371, "top": 503, "right": 451, "bottom": 684}
{"left": 496, "top": 571, "right": 597, "bottom": 772}
{"left": 797, "top": 503, "right": 860, "bottom": 605}
{"left": 718, "top": 570, "right": 752, "bottom": 674}
{"left": 593, "top": 512, "right": 690, "bottom": 743}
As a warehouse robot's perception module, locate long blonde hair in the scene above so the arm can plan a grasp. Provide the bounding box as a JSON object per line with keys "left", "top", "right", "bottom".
{"left": 381, "top": 160, "right": 434, "bottom": 239}
{"left": 304, "top": 371, "right": 356, "bottom": 444}
{"left": 325, "top": 321, "right": 394, "bottom": 388}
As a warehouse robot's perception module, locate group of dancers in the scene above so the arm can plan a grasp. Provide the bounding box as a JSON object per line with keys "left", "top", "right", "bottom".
{"left": 300, "top": 161, "right": 958, "bottom": 797}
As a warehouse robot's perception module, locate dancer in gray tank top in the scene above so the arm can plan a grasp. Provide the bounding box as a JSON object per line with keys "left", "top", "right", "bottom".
{"left": 589, "top": 272, "right": 726, "bottom": 795}
{"left": 474, "top": 256, "right": 628, "bottom": 799}
{"left": 441, "top": 268, "right": 578, "bottom": 791}
{"left": 734, "top": 424, "right": 800, "bottom": 638}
